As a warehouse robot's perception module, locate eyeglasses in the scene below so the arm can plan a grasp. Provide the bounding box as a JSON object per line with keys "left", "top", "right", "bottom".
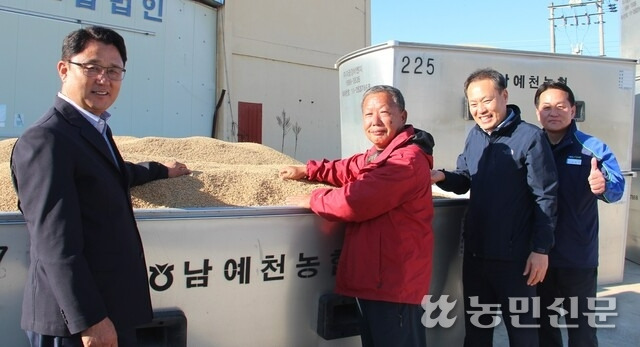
{"left": 68, "top": 61, "right": 126, "bottom": 81}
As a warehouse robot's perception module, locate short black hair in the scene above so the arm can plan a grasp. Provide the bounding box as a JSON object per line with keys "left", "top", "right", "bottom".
{"left": 534, "top": 81, "right": 576, "bottom": 107}
{"left": 463, "top": 68, "right": 507, "bottom": 98}
{"left": 61, "top": 26, "right": 127, "bottom": 65}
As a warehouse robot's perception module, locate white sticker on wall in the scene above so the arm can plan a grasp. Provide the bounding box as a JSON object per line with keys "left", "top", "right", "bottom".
{"left": 619, "top": 69, "right": 634, "bottom": 90}
{"left": 0, "top": 104, "right": 6, "bottom": 127}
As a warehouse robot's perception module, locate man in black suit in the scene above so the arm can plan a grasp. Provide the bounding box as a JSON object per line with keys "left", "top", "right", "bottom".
{"left": 10, "top": 26, "right": 191, "bottom": 347}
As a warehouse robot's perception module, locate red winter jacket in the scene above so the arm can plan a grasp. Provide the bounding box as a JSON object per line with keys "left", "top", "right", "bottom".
{"left": 307, "top": 125, "right": 434, "bottom": 304}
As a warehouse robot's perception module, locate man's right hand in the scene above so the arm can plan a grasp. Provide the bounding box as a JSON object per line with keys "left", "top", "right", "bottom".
{"left": 81, "top": 317, "right": 117, "bottom": 346}
{"left": 430, "top": 169, "right": 445, "bottom": 184}
{"left": 279, "top": 165, "right": 307, "bottom": 180}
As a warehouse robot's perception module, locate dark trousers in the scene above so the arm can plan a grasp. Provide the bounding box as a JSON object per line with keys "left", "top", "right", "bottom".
{"left": 462, "top": 254, "right": 538, "bottom": 347}
{"left": 355, "top": 298, "right": 427, "bottom": 347}
{"left": 537, "top": 267, "right": 598, "bottom": 347}
{"left": 26, "top": 329, "right": 137, "bottom": 347}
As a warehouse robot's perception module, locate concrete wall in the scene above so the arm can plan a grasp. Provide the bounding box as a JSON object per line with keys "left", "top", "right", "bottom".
{"left": 620, "top": 0, "right": 640, "bottom": 168}
{"left": 215, "top": 0, "right": 370, "bottom": 162}
{"left": 620, "top": 0, "right": 640, "bottom": 264}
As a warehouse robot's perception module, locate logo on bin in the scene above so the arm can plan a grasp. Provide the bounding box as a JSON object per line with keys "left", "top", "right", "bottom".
{"left": 421, "top": 295, "right": 457, "bottom": 328}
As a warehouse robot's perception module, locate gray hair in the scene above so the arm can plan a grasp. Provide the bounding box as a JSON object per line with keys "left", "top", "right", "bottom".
{"left": 361, "top": 85, "right": 406, "bottom": 111}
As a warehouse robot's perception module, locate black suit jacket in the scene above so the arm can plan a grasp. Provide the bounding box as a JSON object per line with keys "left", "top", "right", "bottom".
{"left": 10, "top": 96, "right": 167, "bottom": 336}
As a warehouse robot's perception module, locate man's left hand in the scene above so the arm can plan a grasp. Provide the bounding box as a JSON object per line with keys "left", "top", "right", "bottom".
{"left": 284, "top": 194, "right": 312, "bottom": 208}
{"left": 164, "top": 161, "right": 192, "bottom": 178}
{"left": 523, "top": 252, "right": 548, "bottom": 286}
{"left": 588, "top": 157, "right": 606, "bottom": 195}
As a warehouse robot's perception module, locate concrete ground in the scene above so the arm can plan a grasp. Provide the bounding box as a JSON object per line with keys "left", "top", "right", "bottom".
{"left": 494, "top": 259, "right": 640, "bottom": 346}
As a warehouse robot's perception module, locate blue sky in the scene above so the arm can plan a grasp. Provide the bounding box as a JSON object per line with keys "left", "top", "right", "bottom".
{"left": 370, "top": 0, "right": 621, "bottom": 57}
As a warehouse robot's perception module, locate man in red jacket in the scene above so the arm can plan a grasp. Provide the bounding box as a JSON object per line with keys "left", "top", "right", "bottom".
{"left": 280, "top": 85, "right": 435, "bottom": 347}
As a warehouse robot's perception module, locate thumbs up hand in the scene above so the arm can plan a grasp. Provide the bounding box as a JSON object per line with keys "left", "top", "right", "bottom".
{"left": 588, "top": 157, "right": 605, "bottom": 195}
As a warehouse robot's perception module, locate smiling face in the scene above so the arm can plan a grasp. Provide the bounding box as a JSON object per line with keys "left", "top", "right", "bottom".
{"left": 466, "top": 79, "right": 509, "bottom": 133}
{"left": 362, "top": 91, "right": 407, "bottom": 150}
{"left": 535, "top": 88, "right": 575, "bottom": 137}
{"left": 58, "top": 40, "right": 123, "bottom": 116}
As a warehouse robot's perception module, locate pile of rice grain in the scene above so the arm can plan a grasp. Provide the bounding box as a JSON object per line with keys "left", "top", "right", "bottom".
{"left": 0, "top": 136, "right": 330, "bottom": 211}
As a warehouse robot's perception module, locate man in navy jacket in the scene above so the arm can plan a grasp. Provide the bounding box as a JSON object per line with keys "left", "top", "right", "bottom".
{"left": 432, "top": 68, "right": 558, "bottom": 347}
{"left": 11, "top": 26, "right": 191, "bottom": 347}
{"left": 534, "top": 81, "right": 624, "bottom": 347}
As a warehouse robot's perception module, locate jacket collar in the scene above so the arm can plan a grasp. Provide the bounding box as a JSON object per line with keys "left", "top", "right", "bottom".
{"left": 53, "top": 97, "right": 122, "bottom": 173}
{"left": 547, "top": 119, "right": 578, "bottom": 148}
{"left": 486, "top": 104, "right": 522, "bottom": 136}
{"left": 366, "top": 125, "right": 415, "bottom": 164}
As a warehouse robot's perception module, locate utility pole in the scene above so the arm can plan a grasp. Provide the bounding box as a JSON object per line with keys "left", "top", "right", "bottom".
{"left": 548, "top": 0, "right": 612, "bottom": 56}
{"left": 550, "top": 2, "right": 556, "bottom": 53}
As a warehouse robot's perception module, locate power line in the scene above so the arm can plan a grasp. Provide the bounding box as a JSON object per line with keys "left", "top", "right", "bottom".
{"left": 548, "top": 0, "right": 618, "bottom": 56}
